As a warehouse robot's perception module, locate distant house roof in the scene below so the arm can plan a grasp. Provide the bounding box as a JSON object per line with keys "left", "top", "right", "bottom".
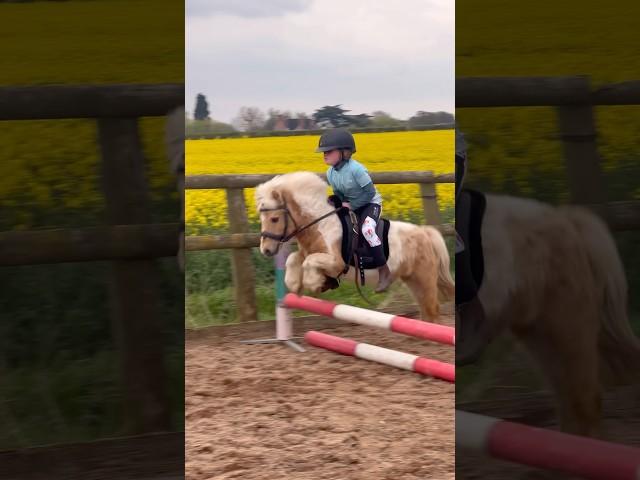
{"left": 273, "top": 116, "right": 288, "bottom": 130}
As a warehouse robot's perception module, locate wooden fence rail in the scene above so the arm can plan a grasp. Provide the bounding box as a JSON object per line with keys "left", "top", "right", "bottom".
{"left": 185, "top": 170, "right": 454, "bottom": 323}
{"left": 184, "top": 224, "right": 457, "bottom": 253}
{"left": 456, "top": 77, "right": 640, "bottom": 107}
{"left": 0, "top": 84, "right": 183, "bottom": 120}
{"left": 186, "top": 171, "right": 454, "bottom": 189}
{"left": 0, "top": 84, "right": 183, "bottom": 436}
{"left": 457, "top": 75, "right": 640, "bottom": 224}
{"left": 0, "top": 223, "right": 180, "bottom": 265}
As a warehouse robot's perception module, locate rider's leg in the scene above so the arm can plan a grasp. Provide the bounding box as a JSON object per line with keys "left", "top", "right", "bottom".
{"left": 356, "top": 204, "right": 392, "bottom": 293}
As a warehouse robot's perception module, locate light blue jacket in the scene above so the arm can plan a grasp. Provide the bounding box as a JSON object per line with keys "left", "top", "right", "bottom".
{"left": 327, "top": 158, "right": 382, "bottom": 210}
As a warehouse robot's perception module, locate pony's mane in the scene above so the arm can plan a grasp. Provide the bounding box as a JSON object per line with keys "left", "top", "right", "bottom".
{"left": 255, "top": 172, "right": 329, "bottom": 216}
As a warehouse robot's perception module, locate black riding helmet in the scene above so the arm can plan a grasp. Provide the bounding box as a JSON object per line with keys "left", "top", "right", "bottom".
{"left": 315, "top": 128, "right": 356, "bottom": 153}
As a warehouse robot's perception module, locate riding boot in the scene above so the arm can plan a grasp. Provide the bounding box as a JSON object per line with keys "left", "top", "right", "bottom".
{"left": 375, "top": 264, "right": 392, "bottom": 293}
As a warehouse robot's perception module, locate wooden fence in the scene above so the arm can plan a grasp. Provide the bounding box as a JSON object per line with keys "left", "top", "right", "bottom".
{"left": 457, "top": 76, "right": 640, "bottom": 229}
{"left": 185, "top": 171, "right": 455, "bottom": 323}
{"left": 0, "top": 84, "right": 183, "bottom": 434}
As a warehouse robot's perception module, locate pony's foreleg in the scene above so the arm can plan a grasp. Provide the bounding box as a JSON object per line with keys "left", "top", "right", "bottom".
{"left": 284, "top": 250, "right": 304, "bottom": 295}
{"left": 301, "top": 253, "right": 345, "bottom": 294}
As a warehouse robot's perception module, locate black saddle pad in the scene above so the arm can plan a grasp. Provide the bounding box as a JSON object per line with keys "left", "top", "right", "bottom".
{"left": 333, "top": 204, "right": 390, "bottom": 270}
{"left": 456, "top": 189, "right": 486, "bottom": 304}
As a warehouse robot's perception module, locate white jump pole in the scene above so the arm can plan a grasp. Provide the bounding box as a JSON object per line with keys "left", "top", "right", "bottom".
{"left": 284, "top": 293, "right": 455, "bottom": 345}
{"left": 305, "top": 330, "right": 455, "bottom": 382}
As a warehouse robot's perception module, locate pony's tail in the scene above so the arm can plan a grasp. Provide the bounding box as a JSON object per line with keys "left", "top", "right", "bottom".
{"left": 423, "top": 226, "right": 455, "bottom": 301}
{"left": 564, "top": 206, "right": 640, "bottom": 386}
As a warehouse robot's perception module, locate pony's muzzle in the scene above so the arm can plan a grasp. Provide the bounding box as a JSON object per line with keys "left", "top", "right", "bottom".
{"left": 260, "top": 239, "right": 280, "bottom": 257}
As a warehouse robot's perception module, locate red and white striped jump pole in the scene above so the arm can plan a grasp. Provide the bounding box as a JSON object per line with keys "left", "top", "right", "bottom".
{"left": 283, "top": 294, "right": 455, "bottom": 346}
{"left": 457, "top": 410, "right": 640, "bottom": 480}
{"left": 304, "top": 331, "right": 455, "bottom": 382}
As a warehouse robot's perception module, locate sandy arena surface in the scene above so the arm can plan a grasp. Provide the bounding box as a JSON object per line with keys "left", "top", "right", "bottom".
{"left": 186, "top": 314, "right": 455, "bottom": 480}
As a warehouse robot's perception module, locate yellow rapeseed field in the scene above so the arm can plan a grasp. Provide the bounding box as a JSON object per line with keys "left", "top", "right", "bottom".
{"left": 186, "top": 130, "right": 454, "bottom": 230}
{"left": 0, "top": 0, "right": 183, "bottom": 229}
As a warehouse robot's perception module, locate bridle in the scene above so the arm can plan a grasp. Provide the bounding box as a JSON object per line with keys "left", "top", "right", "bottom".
{"left": 259, "top": 199, "right": 342, "bottom": 253}
{"left": 260, "top": 197, "right": 376, "bottom": 307}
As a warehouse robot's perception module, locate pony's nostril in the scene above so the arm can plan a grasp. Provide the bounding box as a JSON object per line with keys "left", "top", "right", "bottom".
{"left": 264, "top": 248, "right": 272, "bottom": 256}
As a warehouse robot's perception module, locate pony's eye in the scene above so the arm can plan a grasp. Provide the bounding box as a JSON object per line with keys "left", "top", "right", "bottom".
{"left": 271, "top": 217, "right": 279, "bottom": 223}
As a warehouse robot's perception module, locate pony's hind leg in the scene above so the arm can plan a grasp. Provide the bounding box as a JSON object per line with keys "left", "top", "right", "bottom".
{"left": 402, "top": 268, "right": 440, "bottom": 322}
{"left": 515, "top": 310, "right": 602, "bottom": 437}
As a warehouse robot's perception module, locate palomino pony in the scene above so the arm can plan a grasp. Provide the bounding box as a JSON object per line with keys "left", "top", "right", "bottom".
{"left": 255, "top": 171, "right": 454, "bottom": 322}
{"left": 462, "top": 190, "right": 640, "bottom": 437}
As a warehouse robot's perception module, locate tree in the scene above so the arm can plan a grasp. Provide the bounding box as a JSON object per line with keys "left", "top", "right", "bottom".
{"left": 370, "top": 111, "right": 405, "bottom": 128}
{"left": 408, "top": 111, "right": 454, "bottom": 129}
{"left": 346, "top": 113, "right": 372, "bottom": 128}
{"left": 312, "top": 105, "right": 351, "bottom": 128}
{"left": 233, "top": 106, "right": 266, "bottom": 132}
{"left": 194, "top": 94, "right": 210, "bottom": 121}
{"left": 186, "top": 118, "right": 235, "bottom": 136}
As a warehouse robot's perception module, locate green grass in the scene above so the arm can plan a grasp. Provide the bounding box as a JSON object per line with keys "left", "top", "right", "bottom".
{"left": 1, "top": 346, "right": 184, "bottom": 449}
{"left": 185, "top": 277, "right": 417, "bottom": 329}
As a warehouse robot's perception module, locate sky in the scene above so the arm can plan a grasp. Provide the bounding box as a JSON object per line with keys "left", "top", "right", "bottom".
{"left": 187, "top": 0, "right": 454, "bottom": 124}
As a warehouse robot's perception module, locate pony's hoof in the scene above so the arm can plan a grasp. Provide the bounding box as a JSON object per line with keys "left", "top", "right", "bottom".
{"left": 286, "top": 282, "right": 302, "bottom": 295}
{"left": 321, "top": 277, "right": 340, "bottom": 292}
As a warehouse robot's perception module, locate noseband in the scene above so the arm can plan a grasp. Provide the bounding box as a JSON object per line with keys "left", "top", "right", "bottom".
{"left": 258, "top": 203, "right": 299, "bottom": 244}
{"left": 259, "top": 199, "right": 342, "bottom": 252}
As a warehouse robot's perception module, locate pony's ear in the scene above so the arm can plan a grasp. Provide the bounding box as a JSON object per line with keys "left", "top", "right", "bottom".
{"left": 271, "top": 190, "right": 282, "bottom": 203}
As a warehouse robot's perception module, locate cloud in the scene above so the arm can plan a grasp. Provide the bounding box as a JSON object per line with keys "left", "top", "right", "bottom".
{"left": 187, "top": 0, "right": 454, "bottom": 122}
{"left": 186, "top": 0, "right": 313, "bottom": 18}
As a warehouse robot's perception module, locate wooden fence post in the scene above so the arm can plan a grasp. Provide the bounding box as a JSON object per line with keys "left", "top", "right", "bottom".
{"left": 226, "top": 188, "right": 258, "bottom": 322}
{"left": 97, "top": 117, "right": 171, "bottom": 433}
{"left": 555, "top": 76, "right": 608, "bottom": 206}
{"left": 420, "top": 179, "right": 442, "bottom": 225}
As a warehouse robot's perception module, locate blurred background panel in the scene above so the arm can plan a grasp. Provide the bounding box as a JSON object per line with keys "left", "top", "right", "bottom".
{"left": 0, "top": 1, "right": 184, "bottom": 478}
{"left": 456, "top": 1, "right": 640, "bottom": 478}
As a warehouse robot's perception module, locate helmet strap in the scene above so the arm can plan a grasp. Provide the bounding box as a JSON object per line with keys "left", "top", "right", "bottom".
{"left": 335, "top": 150, "right": 348, "bottom": 170}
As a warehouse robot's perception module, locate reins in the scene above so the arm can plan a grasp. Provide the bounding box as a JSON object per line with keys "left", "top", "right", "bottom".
{"left": 259, "top": 201, "right": 342, "bottom": 246}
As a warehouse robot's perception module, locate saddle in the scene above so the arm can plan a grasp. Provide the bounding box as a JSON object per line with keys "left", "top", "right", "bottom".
{"left": 327, "top": 195, "right": 390, "bottom": 287}
{"left": 455, "top": 188, "right": 486, "bottom": 305}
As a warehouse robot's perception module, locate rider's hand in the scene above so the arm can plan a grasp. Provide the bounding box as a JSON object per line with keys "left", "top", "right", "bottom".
{"left": 342, "top": 202, "right": 351, "bottom": 209}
